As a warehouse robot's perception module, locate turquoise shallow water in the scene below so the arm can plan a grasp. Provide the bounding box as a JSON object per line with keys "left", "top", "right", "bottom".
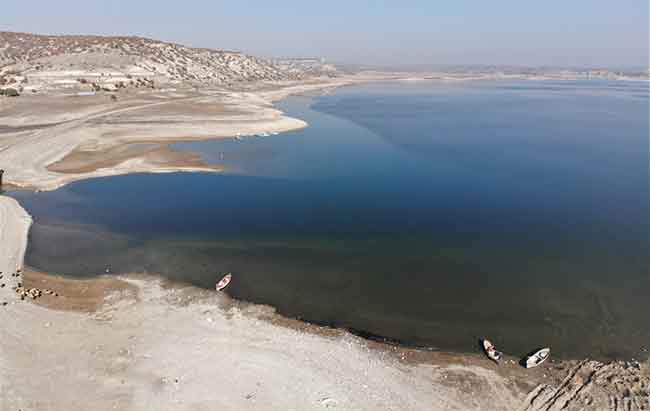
{"left": 11, "top": 80, "right": 649, "bottom": 360}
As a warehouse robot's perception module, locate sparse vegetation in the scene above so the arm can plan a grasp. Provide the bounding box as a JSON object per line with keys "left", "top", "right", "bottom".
{"left": 0, "top": 31, "right": 331, "bottom": 93}
{"left": 2, "top": 88, "right": 20, "bottom": 97}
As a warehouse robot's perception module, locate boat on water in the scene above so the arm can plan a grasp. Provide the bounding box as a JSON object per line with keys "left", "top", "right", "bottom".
{"left": 256, "top": 132, "right": 270, "bottom": 137}
{"left": 524, "top": 348, "right": 550, "bottom": 368}
{"left": 481, "top": 339, "right": 503, "bottom": 363}
{"left": 216, "top": 273, "right": 232, "bottom": 291}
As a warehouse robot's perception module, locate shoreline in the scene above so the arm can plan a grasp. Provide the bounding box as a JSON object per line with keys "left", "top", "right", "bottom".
{"left": 1, "top": 78, "right": 649, "bottom": 410}
{"left": 1, "top": 75, "right": 389, "bottom": 192}
{"left": 6, "top": 259, "right": 650, "bottom": 410}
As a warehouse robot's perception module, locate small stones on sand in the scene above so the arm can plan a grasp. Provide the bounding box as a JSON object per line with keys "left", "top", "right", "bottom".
{"left": 13, "top": 286, "right": 58, "bottom": 301}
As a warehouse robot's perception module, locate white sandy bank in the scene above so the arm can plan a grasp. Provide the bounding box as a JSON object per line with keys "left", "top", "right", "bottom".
{"left": 0, "top": 196, "right": 31, "bottom": 287}
{"left": 2, "top": 271, "right": 517, "bottom": 411}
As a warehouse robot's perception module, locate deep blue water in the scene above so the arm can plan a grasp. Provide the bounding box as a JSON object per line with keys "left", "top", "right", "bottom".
{"left": 11, "top": 80, "right": 649, "bottom": 359}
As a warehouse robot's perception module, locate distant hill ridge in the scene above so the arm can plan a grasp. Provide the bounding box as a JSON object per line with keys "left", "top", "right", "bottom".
{"left": 0, "top": 31, "right": 336, "bottom": 92}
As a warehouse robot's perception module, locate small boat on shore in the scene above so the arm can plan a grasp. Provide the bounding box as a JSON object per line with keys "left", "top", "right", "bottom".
{"left": 524, "top": 348, "right": 550, "bottom": 368}
{"left": 216, "top": 273, "right": 232, "bottom": 291}
{"left": 481, "top": 339, "right": 503, "bottom": 363}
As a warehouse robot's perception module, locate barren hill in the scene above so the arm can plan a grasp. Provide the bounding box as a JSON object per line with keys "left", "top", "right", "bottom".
{"left": 0, "top": 31, "right": 336, "bottom": 93}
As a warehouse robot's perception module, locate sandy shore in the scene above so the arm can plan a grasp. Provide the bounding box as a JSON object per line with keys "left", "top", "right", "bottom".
{"left": 1, "top": 78, "right": 649, "bottom": 410}
{"left": 1, "top": 267, "right": 534, "bottom": 410}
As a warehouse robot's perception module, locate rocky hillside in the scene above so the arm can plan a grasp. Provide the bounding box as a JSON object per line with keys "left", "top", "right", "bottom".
{"left": 272, "top": 57, "right": 338, "bottom": 77}
{"left": 0, "top": 31, "right": 337, "bottom": 93}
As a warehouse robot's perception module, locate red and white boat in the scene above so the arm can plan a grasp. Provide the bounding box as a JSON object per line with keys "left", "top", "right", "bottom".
{"left": 481, "top": 339, "right": 503, "bottom": 363}
{"left": 216, "top": 273, "right": 232, "bottom": 291}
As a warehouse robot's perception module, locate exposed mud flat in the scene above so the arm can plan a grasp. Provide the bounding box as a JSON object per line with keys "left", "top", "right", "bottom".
{"left": 47, "top": 143, "right": 220, "bottom": 175}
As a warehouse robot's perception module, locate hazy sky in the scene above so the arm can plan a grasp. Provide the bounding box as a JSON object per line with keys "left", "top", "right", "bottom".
{"left": 3, "top": 0, "right": 648, "bottom": 68}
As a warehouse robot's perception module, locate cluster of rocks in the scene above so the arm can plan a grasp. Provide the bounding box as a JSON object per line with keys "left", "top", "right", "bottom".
{"left": 1, "top": 269, "right": 59, "bottom": 305}
{"left": 0, "top": 269, "right": 21, "bottom": 279}
{"left": 0, "top": 269, "right": 22, "bottom": 305}
{"left": 0, "top": 269, "right": 21, "bottom": 283}
{"left": 14, "top": 285, "right": 58, "bottom": 300}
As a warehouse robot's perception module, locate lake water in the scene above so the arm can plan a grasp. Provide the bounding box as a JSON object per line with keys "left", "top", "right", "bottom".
{"left": 11, "top": 80, "right": 649, "bottom": 360}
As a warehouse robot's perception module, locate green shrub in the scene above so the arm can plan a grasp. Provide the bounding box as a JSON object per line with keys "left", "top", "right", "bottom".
{"left": 3, "top": 88, "right": 19, "bottom": 97}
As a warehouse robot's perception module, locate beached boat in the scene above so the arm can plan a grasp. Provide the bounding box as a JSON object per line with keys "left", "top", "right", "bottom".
{"left": 524, "top": 348, "right": 550, "bottom": 368}
{"left": 216, "top": 273, "right": 232, "bottom": 291}
{"left": 481, "top": 339, "right": 503, "bottom": 363}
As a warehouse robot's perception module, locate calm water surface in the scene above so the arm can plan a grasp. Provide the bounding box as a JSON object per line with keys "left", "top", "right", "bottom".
{"left": 12, "top": 80, "right": 649, "bottom": 359}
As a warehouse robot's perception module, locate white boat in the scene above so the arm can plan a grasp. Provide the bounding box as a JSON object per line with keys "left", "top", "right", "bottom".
{"left": 216, "top": 273, "right": 232, "bottom": 291}
{"left": 524, "top": 348, "right": 550, "bottom": 368}
{"left": 256, "top": 132, "right": 270, "bottom": 137}
{"left": 481, "top": 339, "right": 503, "bottom": 363}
